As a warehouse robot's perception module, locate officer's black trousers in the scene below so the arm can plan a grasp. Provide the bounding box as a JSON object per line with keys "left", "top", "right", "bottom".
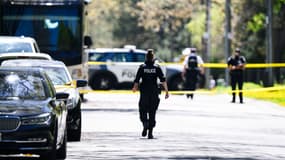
{"left": 184, "top": 69, "right": 199, "bottom": 98}
{"left": 230, "top": 71, "right": 244, "bottom": 102}
{"left": 139, "top": 93, "right": 160, "bottom": 129}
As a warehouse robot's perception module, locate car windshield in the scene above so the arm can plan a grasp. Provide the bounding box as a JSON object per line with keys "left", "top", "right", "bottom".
{"left": 44, "top": 67, "right": 70, "bottom": 85}
{"left": 88, "top": 52, "right": 146, "bottom": 62}
{"left": 0, "top": 42, "right": 33, "bottom": 53}
{"left": 0, "top": 71, "right": 46, "bottom": 100}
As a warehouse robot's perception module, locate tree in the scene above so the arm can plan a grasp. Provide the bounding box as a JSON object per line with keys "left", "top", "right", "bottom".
{"left": 234, "top": 0, "right": 285, "bottom": 83}
{"left": 135, "top": 0, "right": 199, "bottom": 60}
{"left": 86, "top": 0, "right": 122, "bottom": 47}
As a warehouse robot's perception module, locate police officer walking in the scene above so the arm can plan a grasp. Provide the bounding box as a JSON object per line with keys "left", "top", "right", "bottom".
{"left": 227, "top": 48, "right": 246, "bottom": 103}
{"left": 182, "top": 48, "right": 204, "bottom": 99}
{"left": 132, "top": 49, "right": 169, "bottom": 139}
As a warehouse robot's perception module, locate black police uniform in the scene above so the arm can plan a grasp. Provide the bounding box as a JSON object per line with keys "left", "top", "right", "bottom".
{"left": 133, "top": 61, "right": 166, "bottom": 130}
{"left": 227, "top": 55, "right": 246, "bottom": 103}
{"left": 184, "top": 54, "right": 199, "bottom": 99}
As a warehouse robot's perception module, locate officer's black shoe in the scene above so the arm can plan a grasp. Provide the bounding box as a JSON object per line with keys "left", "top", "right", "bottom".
{"left": 186, "top": 94, "right": 190, "bottom": 98}
{"left": 142, "top": 128, "right": 147, "bottom": 137}
{"left": 240, "top": 98, "right": 243, "bottom": 104}
{"left": 148, "top": 128, "right": 153, "bottom": 139}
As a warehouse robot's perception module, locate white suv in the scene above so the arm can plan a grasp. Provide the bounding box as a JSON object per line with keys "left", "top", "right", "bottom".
{"left": 86, "top": 46, "right": 167, "bottom": 90}
{"left": 0, "top": 36, "right": 40, "bottom": 53}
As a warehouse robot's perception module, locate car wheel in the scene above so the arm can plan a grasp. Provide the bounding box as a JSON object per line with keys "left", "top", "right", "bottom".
{"left": 57, "top": 129, "right": 67, "bottom": 159}
{"left": 169, "top": 75, "right": 184, "bottom": 91}
{"left": 40, "top": 124, "right": 57, "bottom": 160}
{"left": 91, "top": 73, "right": 116, "bottom": 90}
{"left": 68, "top": 106, "right": 82, "bottom": 141}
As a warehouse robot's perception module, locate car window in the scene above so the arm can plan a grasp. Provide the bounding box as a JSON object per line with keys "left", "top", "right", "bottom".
{"left": 89, "top": 52, "right": 111, "bottom": 62}
{"left": 112, "top": 53, "right": 127, "bottom": 62}
{"left": 0, "top": 42, "right": 33, "bottom": 53}
{"left": 44, "top": 67, "right": 70, "bottom": 85}
{"left": 88, "top": 51, "right": 145, "bottom": 62}
{"left": 135, "top": 53, "right": 146, "bottom": 62}
{"left": 0, "top": 71, "right": 46, "bottom": 100}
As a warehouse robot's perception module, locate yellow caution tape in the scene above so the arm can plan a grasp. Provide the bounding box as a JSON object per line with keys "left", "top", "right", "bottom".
{"left": 88, "top": 61, "right": 285, "bottom": 68}
{"left": 161, "top": 62, "right": 285, "bottom": 68}
{"left": 79, "top": 86, "right": 285, "bottom": 95}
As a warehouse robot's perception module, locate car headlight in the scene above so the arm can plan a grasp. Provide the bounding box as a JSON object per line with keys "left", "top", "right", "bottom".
{"left": 65, "top": 89, "right": 78, "bottom": 110}
{"left": 66, "top": 98, "right": 76, "bottom": 110}
{"left": 21, "top": 113, "right": 51, "bottom": 125}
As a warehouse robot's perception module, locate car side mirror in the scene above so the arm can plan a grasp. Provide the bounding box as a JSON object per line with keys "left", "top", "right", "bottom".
{"left": 76, "top": 80, "right": 88, "bottom": 88}
{"left": 56, "top": 92, "right": 69, "bottom": 100}
{"left": 84, "top": 36, "right": 93, "bottom": 48}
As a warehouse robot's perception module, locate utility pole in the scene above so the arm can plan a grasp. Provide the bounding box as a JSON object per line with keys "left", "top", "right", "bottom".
{"left": 203, "top": 0, "right": 211, "bottom": 88}
{"left": 265, "top": 0, "right": 273, "bottom": 86}
{"left": 224, "top": 0, "right": 231, "bottom": 86}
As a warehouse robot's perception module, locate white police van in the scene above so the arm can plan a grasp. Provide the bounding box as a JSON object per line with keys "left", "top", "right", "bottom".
{"left": 86, "top": 46, "right": 170, "bottom": 90}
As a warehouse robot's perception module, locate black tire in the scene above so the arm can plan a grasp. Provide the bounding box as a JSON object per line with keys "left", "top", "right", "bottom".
{"left": 68, "top": 106, "right": 82, "bottom": 142}
{"left": 80, "top": 93, "right": 84, "bottom": 101}
{"left": 169, "top": 75, "right": 184, "bottom": 91}
{"left": 40, "top": 123, "right": 57, "bottom": 160}
{"left": 90, "top": 73, "right": 116, "bottom": 90}
{"left": 57, "top": 129, "right": 67, "bottom": 159}
{"left": 40, "top": 150, "right": 56, "bottom": 160}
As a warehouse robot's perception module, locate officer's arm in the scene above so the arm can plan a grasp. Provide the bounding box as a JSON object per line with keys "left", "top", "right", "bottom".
{"left": 238, "top": 57, "right": 246, "bottom": 70}
{"left": 162, "top": 81, "right": 169, "bottom": 99}
{"left": 132, "top": 83, "right": 139, "bottom": 92}
{"left": 157, "top": 67, "right": 169, "bottom": 99}
{"left": 132, "top": 67, "right": 142, "bottom": 92}
{"left": 182, "top": 56, "right": 188, "bottom": 78}
{"left": 227, "top": 58, "right": 235, "bottom": 70}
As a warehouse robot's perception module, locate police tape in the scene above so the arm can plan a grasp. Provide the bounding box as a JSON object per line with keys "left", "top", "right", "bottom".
{"left": 162, "top": 62, "right": 285, "bottom": 68}
{"left": 87, "top": 61, "right": 285, "bottom": 68}
{"left": 79, "top": 86, "right": 285, "bottom": 95}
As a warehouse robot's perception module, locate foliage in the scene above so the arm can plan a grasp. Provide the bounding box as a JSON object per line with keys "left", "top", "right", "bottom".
{"left": 186, "top": 2, "right": 225, "bottom": 61}
{"left": 135, "top": 0, "right": 199, "bottom": 60}
{"left": 246, "top": 13, "right": 265, "bottom": 33}
{"left": 86, "top": 0, "right": 200, "bottom": 61}
{"left": 86, "top": 0, "right": 285, "bottom": 68}
{"left": 86, "top": 0, "right": 121, "bottom": 47}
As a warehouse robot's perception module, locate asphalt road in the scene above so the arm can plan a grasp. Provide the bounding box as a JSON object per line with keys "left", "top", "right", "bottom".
{"left": 65, "top": 92, "right": 285, "bottom": 160}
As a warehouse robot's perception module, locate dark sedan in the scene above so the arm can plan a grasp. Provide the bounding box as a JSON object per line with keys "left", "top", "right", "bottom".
{"left": 2, "top": 59, "right": 88, "bottom": 141}
{"left": 0, "top": 67, "right": 68, "bottom": 160}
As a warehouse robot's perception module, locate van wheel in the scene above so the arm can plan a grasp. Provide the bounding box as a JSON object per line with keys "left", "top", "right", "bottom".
{"left": 91, "top": 74, "right": 116, "bottom": 90}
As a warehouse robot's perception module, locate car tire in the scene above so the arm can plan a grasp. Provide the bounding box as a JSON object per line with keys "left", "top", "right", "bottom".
{"left": 57, "top": 129, "right": 67, "bottom": 159}
{"left": 90, "top": 73, "right": 116, "bottom": 90}
{"left": 169, "top": 75, "right": 184, "bottom": 91}
{"left": 40, "top": 123, "right": 57, "bottom": 160}
{"left": 68, "top": 105, "right": 82, "bottom": 142}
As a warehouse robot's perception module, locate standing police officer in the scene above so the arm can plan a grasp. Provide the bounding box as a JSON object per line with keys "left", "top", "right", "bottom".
{"left": 132, "top": 49, "right": 169, "bottom": 139}
{"left": 227, "top": 48, "right": 246, "bottom": 103}
{"left": 182, "top": 48, "right": 204, "bottom": 99}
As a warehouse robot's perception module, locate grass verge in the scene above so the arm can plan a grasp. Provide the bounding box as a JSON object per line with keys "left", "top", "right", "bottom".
{"left": 215, "top": 83, "right": 285, "bottom": 107}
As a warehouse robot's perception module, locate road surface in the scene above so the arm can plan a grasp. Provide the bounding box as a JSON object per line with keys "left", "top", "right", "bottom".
{"left": 66, "top": 92, "right": 285, "bottom": 160}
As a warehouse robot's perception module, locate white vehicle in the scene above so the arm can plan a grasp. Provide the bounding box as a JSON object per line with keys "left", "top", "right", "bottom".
{"left": 86, "top": 46, "right": 167, "bottom": 90}
{"left": 0, "top": 52, "right": 52, "bottom": 64}
{"left": 0, "top": 36, "right": 40, "bottom": 53}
